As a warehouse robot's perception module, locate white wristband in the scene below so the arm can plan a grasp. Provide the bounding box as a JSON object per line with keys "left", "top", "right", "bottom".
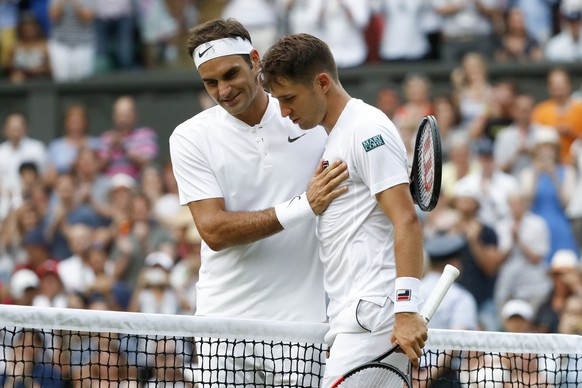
{"left": 275, "top": 192, "right": 315, "bottom": 229}
{"left": 393, "top": 277, "right": 423, "bottom": 314}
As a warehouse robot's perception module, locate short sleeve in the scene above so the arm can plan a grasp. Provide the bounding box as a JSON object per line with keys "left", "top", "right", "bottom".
{"left": 351, "top": 119, "right": 409, "bottom": 196}
{"left": 169, "top": 128, "right": 223, "bottom": 205}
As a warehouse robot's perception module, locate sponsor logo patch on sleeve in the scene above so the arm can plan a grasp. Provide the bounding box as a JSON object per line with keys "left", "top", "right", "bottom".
{"left": 362, "top": 134, "right": 385, "bottom": 152}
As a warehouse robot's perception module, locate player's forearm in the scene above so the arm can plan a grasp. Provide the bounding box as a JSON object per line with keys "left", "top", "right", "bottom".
{"left": 195, "top": 208, "right": 284, "bottom": 251}
{"left": 393, "top": 214, "right": 424, "bottom": 280}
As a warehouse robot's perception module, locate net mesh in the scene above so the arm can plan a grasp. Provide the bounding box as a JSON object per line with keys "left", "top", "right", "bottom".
{"left": 1, "top": 305, "right": 581, "bottom": 387}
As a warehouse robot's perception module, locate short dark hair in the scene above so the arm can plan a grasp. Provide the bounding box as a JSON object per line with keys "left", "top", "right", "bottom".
{"left": 19, "top": 161, "right": 38, "bottom": 175}
{"left": 260, "top": 33, "right": 339, "bottom": 91}
{"left": 187, "top": 18, "right": 252, "bottom": 61}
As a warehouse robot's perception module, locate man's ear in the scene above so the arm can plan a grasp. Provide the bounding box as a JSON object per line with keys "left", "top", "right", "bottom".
{"left": 250, "top": 49, "right": 261, "bottom": 68}
{"left": 316, "top": 73, "right": 332, "bottom": 93}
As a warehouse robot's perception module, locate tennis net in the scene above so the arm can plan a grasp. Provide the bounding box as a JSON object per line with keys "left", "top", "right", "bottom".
{"left": 0, "top": 304, "right": 581, "bottom": 387}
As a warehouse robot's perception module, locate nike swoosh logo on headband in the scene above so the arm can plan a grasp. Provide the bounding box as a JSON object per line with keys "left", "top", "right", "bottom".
{"left": 198, "top": 45, "right": 215, "bottom": 58}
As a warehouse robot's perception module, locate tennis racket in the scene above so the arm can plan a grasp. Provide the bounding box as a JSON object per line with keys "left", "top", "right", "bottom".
{"left": 330, "top": 264, "right": 461, "bottom": 388}
{"left": 409, "top": 115, "right": 442, "bottom": 212}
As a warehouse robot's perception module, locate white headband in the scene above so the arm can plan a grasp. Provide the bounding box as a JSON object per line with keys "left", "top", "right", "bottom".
{"left": 193, "top": 37, "right": 254, "bottom": 69}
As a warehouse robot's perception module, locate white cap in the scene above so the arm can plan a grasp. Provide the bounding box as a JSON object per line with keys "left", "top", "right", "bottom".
{"left": 534, "top": 128, "right": 559, "bottom": 146}
{"left": 144, "top": 267, "right": 168, "bottom": 286}
{"left": 453, "top": 179, "right": 480, "bottom": 201}
{"left": 549, "top": 249, "right": 578, "bottom": 272}
{"left": 501, "top": 299, "right": 534, "bottom": 321}
{"left": 10, "top": 269, "right": 40, "bottom": 300}
{"left": 145, "top": 251, "right": 174, "bottom": 271}
{"left": 109, "top": 173, "right": 136, "bottom": 192}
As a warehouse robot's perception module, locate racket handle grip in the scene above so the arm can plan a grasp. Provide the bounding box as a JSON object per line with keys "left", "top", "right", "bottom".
{"left": 419, "top": 264, "right": 460, "bottom": 323}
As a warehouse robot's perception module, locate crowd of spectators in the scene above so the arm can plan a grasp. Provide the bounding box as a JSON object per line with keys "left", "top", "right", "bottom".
{"left": 416, "top": 59, "right": 582, "bottom": 335}
{"left": 1, "top": 0, "right": 582, "bottom": 83}
{"left": 1, "top": 61, "right": 581, "bottom": 332}
{"left": 0, "top": 94, "right": 201, "bottom": 318}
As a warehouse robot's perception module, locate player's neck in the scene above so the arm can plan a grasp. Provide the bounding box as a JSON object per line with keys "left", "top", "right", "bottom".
{"left": 322, "top": 87, "right": 351, "bottom": 134}
{"left": 235, "top": 90, "right": 269, "bottom": 127}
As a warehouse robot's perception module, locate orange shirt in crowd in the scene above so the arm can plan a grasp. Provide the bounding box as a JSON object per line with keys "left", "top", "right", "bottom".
{"left": 531, "top": 99, "right": 582, "bottom": 164}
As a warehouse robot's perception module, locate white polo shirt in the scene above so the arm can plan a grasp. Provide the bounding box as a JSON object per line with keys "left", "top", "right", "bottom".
{"left": 169, "top": 95, "right": 327, "bottom": 322}
{"left": 317, "top": 99, "right": 409, "bottom": 319}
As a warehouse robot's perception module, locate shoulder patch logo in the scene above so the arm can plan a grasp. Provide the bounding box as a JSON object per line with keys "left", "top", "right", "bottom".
{"left": 362, "top": 134, "right": 385, "bottom": 152}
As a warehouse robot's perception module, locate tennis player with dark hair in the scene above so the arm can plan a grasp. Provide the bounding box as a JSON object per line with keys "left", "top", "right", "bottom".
{"left": 169, "top": 19, "right": 348, "bottom": 386}
{"left": 261, "top": 33, "right": 428, "bottom": 387}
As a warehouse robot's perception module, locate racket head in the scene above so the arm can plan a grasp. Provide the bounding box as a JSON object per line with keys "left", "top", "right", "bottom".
{"left": 410, "top": 115, "right": 442, "bottom": 212}
{"left": 332, "top": 362, "right": 411, "bottom": 388}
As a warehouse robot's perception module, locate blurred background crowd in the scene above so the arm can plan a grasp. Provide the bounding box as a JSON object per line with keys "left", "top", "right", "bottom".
{"left": 0, "top": 0, "right": 582, "bottom": 344}
{"left": 1, "top": 0, "right": 582, "bottom": 82}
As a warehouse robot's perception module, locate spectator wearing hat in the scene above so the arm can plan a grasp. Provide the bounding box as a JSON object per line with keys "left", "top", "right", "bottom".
{"left": 544, "top": 7, "right": 582, "bottom": 62}
{"left": 500, "top": 299, "right": 535, "bottom": 333}
{"left": 531, "top": 67, "right": 582, "bottom": 165}
{"left": 495, "top": 190, "right": 552, "bottom": 314}
{"left": 32, "top": 259, "right": 68, "bottom": 308}
{"left": 499, "top": 299, "right": 552, "bottom": 386}
{"left": 9, "top": 268, "right": 39, "bottom": 306}
{"left": 534, "top": 249, "right": 582, "bottom": 333}
{"left": 520, "top": 127, "right": 579, "bottom": 266}
{"left": 129, "top": 251, "right": 181, "bottom": 315}
{"left": 106, "top": 172, "right": 136, "bottom": 229}
{"left": 422, "top": 233, "right": 479, "bottom": 331}
{"left": 456, "top": 137, "right": 519, "bottom": 227}
{"left": 449, "top": 179, "right": 504, "bottom": 331}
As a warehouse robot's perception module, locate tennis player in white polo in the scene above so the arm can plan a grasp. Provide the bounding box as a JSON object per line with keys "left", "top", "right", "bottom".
{"left": 261, "top": 33, "right": 429, "bottom": 387}
{"left": 169, "top": 19, "right": 348, "bottom": 386}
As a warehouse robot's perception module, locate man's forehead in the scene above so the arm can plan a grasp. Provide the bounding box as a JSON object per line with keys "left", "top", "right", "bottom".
{"left": 199, "top": 55, "right": 246, "bottom": 76}
{"left": 268, "top": 78, "right": 300, "bottom": 95}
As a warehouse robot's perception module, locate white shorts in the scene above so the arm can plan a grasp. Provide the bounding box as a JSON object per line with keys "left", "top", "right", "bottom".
{"left": 322, "top": 296, "right": 408, "bottom": 388}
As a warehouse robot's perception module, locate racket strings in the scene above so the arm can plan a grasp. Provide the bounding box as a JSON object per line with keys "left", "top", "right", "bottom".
{"left": 416, "top": 124, "right": 435, "bottom": 209}
{"left": 337, "top": 366, "right": 410, "bottom": 388}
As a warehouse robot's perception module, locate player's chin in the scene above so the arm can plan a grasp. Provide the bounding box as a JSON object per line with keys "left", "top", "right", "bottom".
{"left": 221, "top": 102, "right": 245, "bottom": 116}
{"left": 296, "top": 119, "right": 315, "bottom": 130}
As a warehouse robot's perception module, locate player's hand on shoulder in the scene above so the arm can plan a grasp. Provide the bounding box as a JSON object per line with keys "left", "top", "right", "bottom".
{"left": 392, "top": 312, "right": 428, "bottom": 368}
{"left": 306, "top": 160, "right": 349, "bottom": 214}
